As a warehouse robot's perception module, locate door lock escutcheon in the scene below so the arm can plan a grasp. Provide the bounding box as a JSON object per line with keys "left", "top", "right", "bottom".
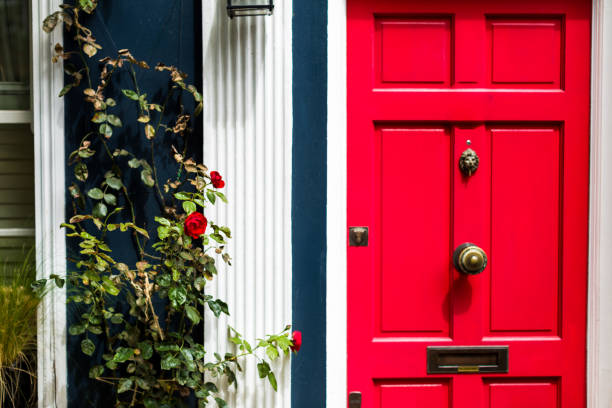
{"left": 349, "top": 227, "right": 368, "bottom": 247}
{"left": 348, "top": 392, "right": 362, "bottom": 408}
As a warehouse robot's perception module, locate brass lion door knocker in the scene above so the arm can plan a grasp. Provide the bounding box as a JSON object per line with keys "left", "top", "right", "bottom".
{"left": 459, "top": 148, "right": 479, "bottom": 176}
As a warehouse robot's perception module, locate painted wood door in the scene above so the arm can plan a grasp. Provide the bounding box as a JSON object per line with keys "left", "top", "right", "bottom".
{"left": 347, "top": 0, "right": 591, "bottom": 407}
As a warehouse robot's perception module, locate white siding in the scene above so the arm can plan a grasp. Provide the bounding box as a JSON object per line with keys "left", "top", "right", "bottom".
{"left": 202, "top": 1, "right": 292, "bottom": 407}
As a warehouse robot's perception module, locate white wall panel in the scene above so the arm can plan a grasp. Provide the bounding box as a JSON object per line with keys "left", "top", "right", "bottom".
{"left": 202, "top": 1, "right": 292, "bottom": 407}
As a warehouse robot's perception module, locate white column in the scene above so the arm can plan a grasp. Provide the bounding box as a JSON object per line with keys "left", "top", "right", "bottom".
{"left": 327, "top": 1, "right": 348, "bottom": 408}
{"left": 588, "top": 1, "right": 612, "bottom": 407}
{"left": 202, "top": 1, "right": 292, "bottom": 407}
{"left": 32, "top": 0, "right": 67, "bottom": 407}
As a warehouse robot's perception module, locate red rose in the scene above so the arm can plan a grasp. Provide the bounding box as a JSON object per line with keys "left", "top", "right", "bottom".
{"left": 210, "top": 171, "right": 225, "bottom": 189}
{"left": 184, "top": 212, "right": 207, "bottom": 239}
{"left": 290, "top": 330, "right": 302, "bottom": 352}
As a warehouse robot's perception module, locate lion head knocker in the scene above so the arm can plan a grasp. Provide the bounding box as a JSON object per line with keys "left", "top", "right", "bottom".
{"left": 459, "top": 148, "right": 479, "bottom": 176}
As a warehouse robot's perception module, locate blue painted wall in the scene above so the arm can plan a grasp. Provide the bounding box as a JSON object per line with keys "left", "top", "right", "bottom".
{"left": 63, "top": 1, "right": 201, "bottom": 406}
{"left": 291, "top": 1, "right": 328, "bottom": 407}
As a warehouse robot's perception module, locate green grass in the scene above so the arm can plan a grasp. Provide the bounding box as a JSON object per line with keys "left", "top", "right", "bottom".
{"left": 0, "top": 248, "right": 42, "bottom": 407}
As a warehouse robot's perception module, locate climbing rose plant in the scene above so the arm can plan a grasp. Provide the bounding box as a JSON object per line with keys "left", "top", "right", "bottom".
{"left": 41, "top": 1, "right": 298, "bottom": 407}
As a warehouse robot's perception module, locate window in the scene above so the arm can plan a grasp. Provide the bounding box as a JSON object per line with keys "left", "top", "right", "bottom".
{"left": 0, "top": 0, "right": 35, "bottom": 265}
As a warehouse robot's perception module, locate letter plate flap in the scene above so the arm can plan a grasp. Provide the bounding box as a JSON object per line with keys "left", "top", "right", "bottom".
{"left": 427, "top": 346, "right": 508, "bottom": 374}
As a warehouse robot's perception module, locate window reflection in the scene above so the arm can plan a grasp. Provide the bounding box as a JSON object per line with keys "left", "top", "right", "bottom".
{"left": 0, "top": 0, "right": 30, "bottom": 110}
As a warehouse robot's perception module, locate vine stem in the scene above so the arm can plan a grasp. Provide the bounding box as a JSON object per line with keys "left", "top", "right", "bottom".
{"left": 128, "top": 63, "right": 167, "bottom": 206}
{"left": 97, "top": 134, "right": 146, "bottom": 259}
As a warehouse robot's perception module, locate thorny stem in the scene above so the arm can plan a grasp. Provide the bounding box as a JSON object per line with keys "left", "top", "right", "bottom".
{"left": 144, "top": 273, "right": 164, "bottom": 341}
{"left": 75, "top": 37, "right": 93, "bottom": 90}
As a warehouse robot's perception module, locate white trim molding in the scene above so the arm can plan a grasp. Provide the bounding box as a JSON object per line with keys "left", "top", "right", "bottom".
{"left": 32, "top": 0, "right": 67, "bottom": 407}
{"left": 202, "top": 1, "right": 293, "bottom": 407}
{"left": 326, "top": 1, "right": 348, "bottom": 407}
{"left": 588, "top": 1, "right": 612, "bottom": 407}
{"left": 329, "top": 1, "right": 612, "bottom": 407}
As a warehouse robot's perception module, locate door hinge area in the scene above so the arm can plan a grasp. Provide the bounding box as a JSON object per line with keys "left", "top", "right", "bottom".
{"left": 349, "top": 392, "right": 362, "bottom": 408}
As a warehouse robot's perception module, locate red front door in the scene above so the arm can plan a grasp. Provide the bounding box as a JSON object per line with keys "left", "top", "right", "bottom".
{"left": 347, "top": 1, "right": 591, "bottom": 407}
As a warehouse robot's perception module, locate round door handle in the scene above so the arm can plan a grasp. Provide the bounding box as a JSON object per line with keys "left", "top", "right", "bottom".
{"left": 453, "top": 243, "right": 487, "bottom": 275}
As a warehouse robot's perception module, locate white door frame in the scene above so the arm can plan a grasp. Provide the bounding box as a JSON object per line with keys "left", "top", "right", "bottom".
{"left": 32, "top": 0, "right": 67, "bottom": 407}
{"left": 327, "top": 1, "right": 612, "bottom": 407}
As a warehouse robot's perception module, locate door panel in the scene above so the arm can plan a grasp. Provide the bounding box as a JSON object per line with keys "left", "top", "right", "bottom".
{"left": 379, "top": 127, "right": 452, "bottom": 335}
{"left": 487, "top": 17, "right": 563, "bottom": 88}
{"left": 378, "top": 381, "right": 451, "bottom": 408}
{"left": 486, "top": 380, "right": 559, "bottom": 408}
{"left": 490, "top": 127, "right": 561, "bottom": 334}
{"left": 348, "top": 0, "right": 590, "bottom": 407}
{"left": 377, "top": 18, "right": 453, "bottom": 86}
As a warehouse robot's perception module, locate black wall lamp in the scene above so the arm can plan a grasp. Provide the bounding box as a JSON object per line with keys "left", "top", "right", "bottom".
{"left": 227, "top": 0, "right": 274, "bottom": 18}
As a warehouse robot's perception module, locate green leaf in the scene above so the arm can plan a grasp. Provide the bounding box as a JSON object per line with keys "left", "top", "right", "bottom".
{"left": 106, "top": 176, "right": 122, "bottom": 190}
{"left": 157, "top": 226, "right": 169, "bottom": 240}
{"left": 182, "top": 200, "right": 196, "bottom": 214}
{"left": 106, "top": 98, "right": 117, "bottom": 107}
{"left": 141, "top": 170, "right": 155, "bottom": 187}
{"left": 266, "top": 345, "right": 279, "bottom": 361}
{"left": 110, "top": 313, "right": 123, "bottom": 324}
{"left": 103, "top": 193, "right": 117, "bottom": 206}
{"left": 169, "top": 286, "right": 187, "bottom": 306}
{"left": 87, "top": 188, "right": 104, "bottom": 200}
{"left": 207, "top": 300, "right": 222, "bottom": 317}
{"left": 155, "top": 344, "right": 180, "bottom": 352}
{"left": 161, "top": 355, "right": 181, "bottom": 370}
{"left": 91, "top": 112, "right": 106, "bottom": 123}
{"left": 267, "top": 372, "right": 278, "bottom": 391}
{"left": 215, "top": 398, "right": 227, "bottom": 408}
{"left": 122, "top": 89, "right": 139, "bottom": 100}
{"left": 101, "top": 276, "right": 119, "bottom": 296}
{"left": 174, "top": 192, "right": 191, "bottom": 201}
{"left": 69, "top": 324, "right": 87, "bottom": 335}
{"left": 210, "top": 233, "right": 225, "bottom": 244}
{"left": 257, "top": 361, "right": 270, "bottom": 378}
{"left": 81, "top": 339, "right": 95, "bottom": 356}
{"left": 89, "top": 365, "right": 104, "bottom": 379}
{"left": 78, "top": 148, "right": 95, "bottom": 158}
{"left": 185, "top": 305, "right": 201, "bottom": 325}
{"left": 215, "top": 191, "right": 228, "bottom": 203}
{"left": 113, "top": 347, "right": 134, "bottom": 363}
{"left": 59, "top": 83, "right": 74, "bottom": 97}
{"left": 117, "top": 377, "right": 133, "bottom": 393}
{"left": 99, "top": 123, "right": 113, "bottom": 138}
{"left": 54, "top": 276, "right": 65, "bottom": 288}
{"left": 138, "top": 341, "right": 154, "bottom": 360}
{"left": 92, "top": 202, "right": 108, "bottom": 219}
{"left": 128, "top": 158, "right": 141, "bottom": 168}
{"left": 75, "top": 163, "right": 88, "bottom": 182}
{"left": 205, "top": 262, "right": 217, "bottom": 275}
{"left": 155, "top": 216, "right": 171, "bottom": 226}
{"left": 206, "top": 190, "right": 216, "bottom": 204}
{"left": 106, "top": 114, "right": 122, "bottom": 127}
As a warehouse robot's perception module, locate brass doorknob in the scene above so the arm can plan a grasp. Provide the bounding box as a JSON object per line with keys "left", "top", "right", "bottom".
{"left": 453, "top": 243, "right": 487, "bottom": 275}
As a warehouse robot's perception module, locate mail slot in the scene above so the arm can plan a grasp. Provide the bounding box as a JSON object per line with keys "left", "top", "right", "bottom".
{"left": 427, "top": 346, "right": 508, "bottom": 374}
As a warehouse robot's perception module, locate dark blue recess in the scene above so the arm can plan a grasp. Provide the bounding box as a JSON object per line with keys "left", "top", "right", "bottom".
{"left": 63, "top": 1, "right": 201, "bottom": 406}
{"left": 291, "top": 1, "right": 328, "bottom": 407}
